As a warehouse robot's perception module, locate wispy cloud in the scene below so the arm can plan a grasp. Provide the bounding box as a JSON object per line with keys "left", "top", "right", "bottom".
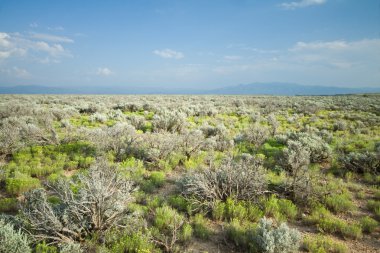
{"left": 0, "top": 66, "right": 31, "bottom": 79}
{"left": 29, "top": 22, "right": 38, "bottom": 28}
{"left": 34, "top": 41, "right": 68, "bottom": 57}
{"left": 290, "top": 40, "right": 348, "bottom": 51}
{"left": 224, "top": 55, "right": 242, "bottom": 61}
{"left": 96, "top": 67, "right": 113, "bottom": 76}
{"left": 30, "top": 33, "right": 74, "bottom": 43}
{"left": 280, "top": 0, "right": 326, "bottom": 10}
{"left": 0, "top": 31, "right": 72, "bottom": 62}
{"left": 0, "top": 32, "right": 11, "bottom": 48}
{"left": 47, "top": 26, "right": 64, "bottom": 31}
{"left": 153, "top": 49, "right": 184, "bottom": 59}
{"left": 210, "top": 38, "right": 380, "bottom": 86}
{"left": 227, "top": 43, "right": 279, "bottom": 54}
{"left": 289, "top": 39, "right": 380, "bottom": 68}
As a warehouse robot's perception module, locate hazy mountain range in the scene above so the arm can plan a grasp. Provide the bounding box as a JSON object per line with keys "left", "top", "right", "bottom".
{"left": 0, "top": 83, "right": 379, "bottom": 95}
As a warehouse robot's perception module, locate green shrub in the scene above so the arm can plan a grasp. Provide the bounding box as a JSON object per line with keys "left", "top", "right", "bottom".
{"left": 0, "top": 198, "right": 18, "bottom": 213}
{"left": 263, "top": 195, "right": 297, "bottom": 222}
{"left": 168, "top": 195, "right": 191, "bottom": 214}
{"left": 146, "top": 196, "right": 164, "bottom": 210}
{"left": 340, "top": 223, "right": 362, "bottom": 239}
{"left": 317, "top": 217, "right": 343, "bottom": 234}
{"left": 4, "top": 143, "right": 95, "bottom": 181}
{"left": 360, "top": 216, "right": 378, "bottom": 233}
{"left": 181, "top": 223, "right": 193, "bottom": 242}
{"left": 263, "top": 195, "right": 283, "bottom": 221}
{"left": 278, "top": 198, "right": 298, "bottom": 220}
{"left": 212, "top": 198, "right": 263, "bottom": 222}
{"left": 46, "top": 172, "right": 63, "bottom": 183}
{"left": 5, "top": 172, "right": 40, "bottom": 195}
{"left": 305, "top": 205, "right": 331, "bottom": 224}
{"left": 226, "top": 218, "right": 251, "bottom": 248}
{"left": 246, "top": 202, "right": 265, "bottom": 222}
{"left": 0, "top": 219, "right": 31, "bottom": 253}
{"left": 355, "top": 190, "right": 365, "bottom": 199}
{"left": 154, "top": 205, "right": 185, "bottom": 231}
{"left": 306, "top": 205, "right": 362, "bottom": 239}
{"left": 110, "top": 231, "right": 158, "bottom": 253}
{"left": 192, "top": 214, "right": 211, "bottom": 240}
{"left": 141, "top": 171, "right": 166, "bottom": 193}
{"left": 324, "top": 193, "right": 355, "bottom": 214}
{"left": 35, "top": 241, "right": 58, "bottom": 253}
{"left": 367, "top": 200, "right": 380, "bottom": 219}
{"left": 303, "top": 235, "right": 348, "bottom": 253}
{"left": 367, "top": 200, "right": 380, "bottom": 211}
{"left": 374, "top": 189, "right": 380, "bottom": 200}
{"left": 149, "top": 171, "right": 166, "bottom": 187}
{"left": 224, "top": 198, "right": 248, "bottom": 221}
{"left": 152, "top": 205, "right": 189, "bottom": 252}
{"left": 212, "top": 201, "right": 226, "bottom": 221}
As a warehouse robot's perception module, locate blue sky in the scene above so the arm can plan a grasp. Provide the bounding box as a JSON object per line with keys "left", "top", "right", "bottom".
{"left": 0, "top": 0, "right": 379, "bottom": 89}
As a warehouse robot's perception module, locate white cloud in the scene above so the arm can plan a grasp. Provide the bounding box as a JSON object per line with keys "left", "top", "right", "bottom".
{"left": 290, "top": 39, "right": 380, "bottom": 71}
{"left": 211, "top": 38, "right": 380, "bottom": 86}
{"left": 0, "top": 32, "right": 11, "bottom": 48}
{"left": 280, "top": 0, "right": 326, "bottom": 10}
{"left": 97, "top": 67, "right": 113, "bottom": 76}
{"left": 29, "top": 22, "right": 38, "bottom": 28}
{"left": 1, "top": 67, "right": 31, "bottom": 79}
{"left": 153, "top": 49, "right": 184, "bottom": 59}
{"left": 0, "top": 31, "right": 72, "bottom": 62}
{"left": 30, "top": 33, "right": 74, "bottom": 43}
{"left": 0, "top": 51, "right": 11, "bottom": 59}
{"left": 34, "top": 41, "right": 67, "bottom": 57}
{"left": 12, "top": 67, "right": 30, "bottom": 78}
{"left": 224, "top": 55, "right": 242, "bottom": 61}
{"left": 290, "top": 40, "right": 348, "bottom": 51}
{"left": 47, "top": 26, "right": 64, "bottom": 31}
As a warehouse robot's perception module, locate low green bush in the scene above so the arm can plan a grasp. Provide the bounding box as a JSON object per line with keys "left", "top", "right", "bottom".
{"left": 360, "top": 216, "right": 378, "bottom": 233}
{"left": 149, "top": 171, "right": 166, "bottom": 187}
{"left": 324, "top": 193, "right": 355, "bottom": 214}
{"left": 168, "top": 195, "right": 192, "bottom": 214}
{"left": 5, "top": 172, "right": 40, "bottom": 195}
{"left": 192, "top": 214, "right": 211, "bottom": 240}
{"left": 226, "top": 218, "right": 252, "bottom": 249}
{"left": 374, "top": 189, "right": 380, "bottom": 200}
{"left": 181, "top": 223, "right": 193, "bottom": 242}
{"left": 0, "top": 198, "right": 18, "bottom": 213}
{"left": 278, "top": 198, "right": 298, "bottom": 220}
{"left": 263, "top": 195, "right": 298, "bottom": 221}
{"left": 110, "top": 231, "right": 158, "bottom": 253}
{"left": 4, "top": 142, "right": 95, "bottom": 181}
{"left": 339, "top": 223, "right": 362, "bottom": 240}
{"left": 35, "top": 241, "right": 58, "bottom": 253}
{"left": 212, "top": 198, "right": 264, "bottom": 222}
{"left": 306, "top": 205, "right": 362, "bottom": 239}
{"left": 367, "top": 200, "right": 380, "bottom": 219}
{"left": 152, "top": 205, "right": 190, "bottom": 252}
{"left": 303, "top": 235, "right": 348, "bottom": 253}
{"left": 141, "top": 171, "right": 166, "bottom": 193}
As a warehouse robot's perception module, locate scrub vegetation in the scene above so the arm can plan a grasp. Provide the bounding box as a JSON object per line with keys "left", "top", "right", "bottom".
{"left": 0, "top": 94, "right": 379, "bottom": 252}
